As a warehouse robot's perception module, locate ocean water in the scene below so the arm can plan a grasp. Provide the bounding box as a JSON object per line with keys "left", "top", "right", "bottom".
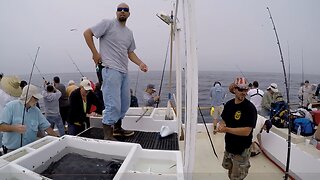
{"left": 21, "top": 71, "right": 319, "bottom": 123}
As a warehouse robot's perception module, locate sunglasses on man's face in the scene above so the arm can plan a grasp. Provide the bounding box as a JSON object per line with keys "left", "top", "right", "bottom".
{"left": 236, "top": 87, "right": 248, "bottom": 92}
{"left": 117, "top": 7, "right": 129, "bottom": 12}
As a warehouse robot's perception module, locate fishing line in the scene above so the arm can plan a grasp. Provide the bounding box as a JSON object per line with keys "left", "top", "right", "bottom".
{"left": 28, "top": 54, "right": 46, "bottom": 81}
{"left": 67, "top": 52, "right": 85, "bottom": 77}
{"left": 134, "top": 68, "right": 140, "bottom": 96}
{"left": 287, "top": 42, "right": 291, "bottom": 95}
{"left": 198, "top": 105, "right": 218, "bottom": 159}
{"left": 266, "top": 7, "right": 291, "bottom": 180}
{"left": 235, "top": 65, "right": 249, "bottom": 83}
{"left": 21, "top": 47, "right": 40, "bottom": 147}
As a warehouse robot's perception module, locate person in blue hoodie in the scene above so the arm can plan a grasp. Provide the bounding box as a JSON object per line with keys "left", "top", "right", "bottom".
{"left": 209, "top": 81, "right": 226, "bottom": 134}
{"left": 42, "top": 82, "right": 65, "bottom": 136}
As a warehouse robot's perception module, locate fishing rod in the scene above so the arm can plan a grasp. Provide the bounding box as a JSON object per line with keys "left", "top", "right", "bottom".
{"left": 156, "top": 36, "right": 171, "bottom": 108}
{"left": 266, "top": 7, "right": 291, "bottom": 180}
{"left": 168, "top": 10, "right": 174, "bottom": 101}
{"left": 198, "top": 105, "right": 218, "bottom": 159}
{"left": 21, "top": 47, "right": 40, "bottom": 147}
{"left": 67, "top": 52, "right": 85, "bottom": 77}
{"left": 235, "top": 65, "right": 249, "bottom": 83}
{"left": 28, "top": 54, "right": 46, "bottom": 81}
{"left": 301, "top": 49, "right": 304, "bottom": 107}
{"left": 287, "top": 42, "right": 291, "bottom": 94}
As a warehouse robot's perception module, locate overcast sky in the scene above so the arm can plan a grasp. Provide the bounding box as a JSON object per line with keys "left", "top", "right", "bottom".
{"left": 1, "top": 0, "right": 319, "bottom": 76}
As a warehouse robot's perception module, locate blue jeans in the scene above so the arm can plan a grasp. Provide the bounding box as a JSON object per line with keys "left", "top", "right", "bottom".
{"left": 102, "top": 68, "right": 130, "bottom": 125}
{"left": 67, "top": 122, "right": 85, "bottom": 136}
{"left": 46, "top": 115, "right": 65, "bottom": 136}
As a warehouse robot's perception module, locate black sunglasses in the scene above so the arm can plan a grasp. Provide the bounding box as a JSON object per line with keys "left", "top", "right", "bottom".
{"left": 117, "top": 7, "right": 129, "bottom": 12}
{"left": 236, "top": 87, "right": 248, "bottom": 92}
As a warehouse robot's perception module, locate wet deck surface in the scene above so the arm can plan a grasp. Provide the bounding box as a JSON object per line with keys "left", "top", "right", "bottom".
{"left": 78, "top": 127, "right": 179, "bottom": 150}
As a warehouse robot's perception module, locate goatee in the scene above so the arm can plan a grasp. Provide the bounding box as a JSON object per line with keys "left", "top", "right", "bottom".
{"left": 119, "top": 17, "right": 127, "bottom": 22}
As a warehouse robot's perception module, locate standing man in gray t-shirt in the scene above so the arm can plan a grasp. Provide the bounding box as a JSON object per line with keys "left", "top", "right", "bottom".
{"left": 84, "top": 2, "right": 148, "bottom": 141}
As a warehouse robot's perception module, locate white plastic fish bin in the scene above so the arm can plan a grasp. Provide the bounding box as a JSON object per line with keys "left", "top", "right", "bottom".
{"left": 122, "top": 107, "right": 178, "bottom": 133}
{"left": 0, "top": 135, "right": 183, "bottom": 180}
{"left": 122, "top": 149, "right": 184, "bottom": 180}
{"left": 90, "top": 107, "right": 178, "bottom": 133}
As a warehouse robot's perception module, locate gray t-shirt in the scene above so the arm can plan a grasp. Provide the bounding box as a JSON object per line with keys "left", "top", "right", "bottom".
{"left": 91, "top": 18, "right": 136, "bottom": 73}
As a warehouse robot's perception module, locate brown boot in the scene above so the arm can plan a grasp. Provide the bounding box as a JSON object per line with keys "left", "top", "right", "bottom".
{"left": 113, "top": 119, "right": 134, "bottom": 137}
{"left": 103, "top": 124, "right": 117, "bottom": 141}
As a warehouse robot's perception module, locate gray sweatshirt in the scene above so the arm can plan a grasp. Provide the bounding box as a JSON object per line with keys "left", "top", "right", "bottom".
{"left": 42, "top": 90, "right": 61, "bottom": 116}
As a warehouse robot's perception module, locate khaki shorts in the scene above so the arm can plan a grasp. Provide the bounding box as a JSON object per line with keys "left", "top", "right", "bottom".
{"left": 222, "top": 148, "right": 251, "bottom": 180}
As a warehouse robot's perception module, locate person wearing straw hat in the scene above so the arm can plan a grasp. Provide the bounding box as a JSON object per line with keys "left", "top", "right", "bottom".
{"left": 0, "top": 76, "right": 23, "bottom": 155}
{"left": 0, "top": 76, "right": 22, "bottom": 98}
{"left": 0, "top": 84, "right": 57, "bottom": 154}
{"left": 216, "top": 77, "right": 257, "bottom": 180}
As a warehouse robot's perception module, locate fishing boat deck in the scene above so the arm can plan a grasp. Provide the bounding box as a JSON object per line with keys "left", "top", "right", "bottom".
{"left": 186, "top": 126, "right": 284, "bottom": 180}
{"left": 79, "top": 127, "right": 285, "bottom": 179}
{"left": 77, "top": 121, "right": 285, "bottom": 179}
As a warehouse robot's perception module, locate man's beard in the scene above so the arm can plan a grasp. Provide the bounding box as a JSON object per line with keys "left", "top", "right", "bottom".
{"left": 236, "top": 95, "right": 245, "bottom": 102}
{"left": 119, "top": 17, "right": 127, "bottom": 22}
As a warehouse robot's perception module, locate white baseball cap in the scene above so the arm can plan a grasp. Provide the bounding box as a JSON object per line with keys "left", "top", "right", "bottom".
{"left": 20, "top": 84, "right": 43, "bottom": 101}
{"left": 80, "top": 79, "right": 93, "bottom": 91}
{"left": 267, "top": 83, "right": 279, "bottom": 93}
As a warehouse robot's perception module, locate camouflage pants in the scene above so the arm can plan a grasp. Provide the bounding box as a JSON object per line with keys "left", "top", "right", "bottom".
{"left": 222, "top": 148, "right": 251, "bottom": 180}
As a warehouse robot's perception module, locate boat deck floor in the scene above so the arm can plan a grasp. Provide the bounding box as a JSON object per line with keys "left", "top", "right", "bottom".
{"left": 186, "top": 131, "right": 285, "bottom": 180}
{"left": 78, "top": 127, "right": 179, "bottom": 150}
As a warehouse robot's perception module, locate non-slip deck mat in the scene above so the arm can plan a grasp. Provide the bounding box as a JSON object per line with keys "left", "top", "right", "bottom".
{"left": 78, "top": 127, "right": 179, "bottom": 150}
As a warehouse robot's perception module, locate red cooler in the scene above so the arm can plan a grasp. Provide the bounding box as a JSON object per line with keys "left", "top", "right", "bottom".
{"left": 311, "top": 110, "right": 320, "bottom": 125}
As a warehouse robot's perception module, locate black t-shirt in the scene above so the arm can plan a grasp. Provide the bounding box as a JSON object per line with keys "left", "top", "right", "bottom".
{"left": 221, "top": 98, "right": 257, "bottom": 155}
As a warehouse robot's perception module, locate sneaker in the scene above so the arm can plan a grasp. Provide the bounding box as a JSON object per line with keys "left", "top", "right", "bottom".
{"left": 250, "top": 151, "right": 261, "bottom": 157}
{"left": 113, "top": 128, "right": 134, "bottom": 137}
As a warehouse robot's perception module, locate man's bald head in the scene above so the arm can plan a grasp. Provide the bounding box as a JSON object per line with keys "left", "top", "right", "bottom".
{"left": 116, "top": 3, "right": 130, "bottom": 22}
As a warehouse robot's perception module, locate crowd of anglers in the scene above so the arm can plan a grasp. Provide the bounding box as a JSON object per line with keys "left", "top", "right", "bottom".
{"left": 209, "top": 79, "right": 320, "bottom": 157}
{"left": 0, "top": 71, "right": 162, "bottom": 155}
